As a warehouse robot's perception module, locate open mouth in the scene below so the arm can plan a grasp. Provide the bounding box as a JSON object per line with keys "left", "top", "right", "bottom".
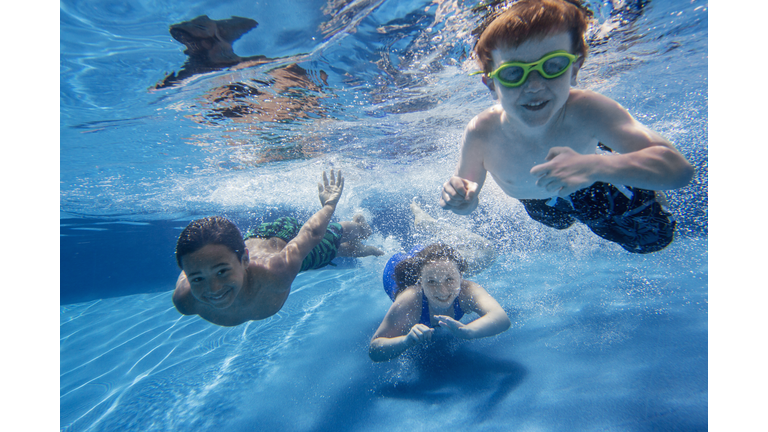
{"left": 205, "top": 288, "right": 231, "bottom": 302}
{"left": 522, "top": 100, "right": 548, "bottom": 111}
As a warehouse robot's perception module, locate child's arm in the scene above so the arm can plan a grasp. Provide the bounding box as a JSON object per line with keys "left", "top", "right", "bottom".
{"left": 369, "top": 289, "right": 431, "bottom": 362}
{"left": 439, "top": 117, "right": 489, "bottom": 214}
{"left": 435, "top": 280, "right": 511, "bottom": 339}
{"left": 369, "top": 323, "right": 434, "bottom": 362}
{"left": 531, "top": 91, "right": 694, "bottom": 196}
{"left": 278, "top": 170, "right": 344, "bottom": 276}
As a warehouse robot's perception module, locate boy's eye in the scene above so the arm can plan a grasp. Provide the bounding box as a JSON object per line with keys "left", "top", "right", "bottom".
{"left": 543, "top": 56, "right": 570, "bottom": 75}
{"left": 191, "top": 277, "right": 203, "bottom": 283}
{"left": 498, "top": 65, "right": 524, "bottom": 83}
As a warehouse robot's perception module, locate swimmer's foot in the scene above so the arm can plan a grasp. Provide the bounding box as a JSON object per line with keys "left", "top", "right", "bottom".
{"left": 339, "top": 241, "right": 385, "bottom": 258}
{"left": 352, "top": 213, "right": 373, "bottom": 237}
{"left": 410, "top": 201, "right": 437, "bottom": 227}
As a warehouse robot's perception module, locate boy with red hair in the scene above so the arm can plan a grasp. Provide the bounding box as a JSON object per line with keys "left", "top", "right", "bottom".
{"left": 439, "top": 0, "right": 693, "bottom": 253}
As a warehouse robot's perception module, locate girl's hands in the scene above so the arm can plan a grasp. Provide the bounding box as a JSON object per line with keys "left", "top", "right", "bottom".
{"left": 435, "top": 315, "right": 469, "bottom": 339}
{"left": 405, "top": 323, "right": 434, "bottom": 347}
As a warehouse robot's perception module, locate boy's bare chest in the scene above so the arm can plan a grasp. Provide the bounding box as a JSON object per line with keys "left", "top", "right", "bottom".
{"left": 483, "top": 129, "right": 597, "bottom": 199}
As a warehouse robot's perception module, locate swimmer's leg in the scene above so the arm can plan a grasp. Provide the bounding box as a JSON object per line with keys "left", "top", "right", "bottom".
{"left": 338, "top": 214, "right": 384, "bottom": 257}
{"left": 338, "top": 241, "right": 385, "bottom": 257}
{"left": 410, "top": 201, "right": 497, "bottom": 277}
{"left": 339, "top": 214, "right": 373, "bottom": 242}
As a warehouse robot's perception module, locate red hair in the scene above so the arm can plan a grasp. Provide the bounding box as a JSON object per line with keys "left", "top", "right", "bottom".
{"left": 475, "top": 0, "right": 593, "bottom": 73}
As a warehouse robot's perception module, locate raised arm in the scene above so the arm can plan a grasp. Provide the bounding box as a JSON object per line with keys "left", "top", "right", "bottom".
{"left": 439, "top": 116, "right": 489, "bottom": 214}
{"left": 279, "top": 170, "right": 344, "bottom": 275}
{"left": 436, "top": 280, "right": 510, "bottom": 339}
{"left": 531, "top": 91, "right": 694, "bottom": 196}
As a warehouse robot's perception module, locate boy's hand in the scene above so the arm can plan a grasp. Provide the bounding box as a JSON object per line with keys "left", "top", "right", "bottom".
{"left": 405, "top": 323, "right": 434, "bottom": 347}
{"left": 439, "top": 176, "right": 479, "bottom": 213}
{"left": 318, "top": 169, "right": 344, "bottom": 207}
{"left": 531, "top": 147, "right": 600, "bottom": 196}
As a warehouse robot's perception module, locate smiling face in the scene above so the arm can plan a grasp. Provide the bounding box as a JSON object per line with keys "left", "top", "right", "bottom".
{"left": 488, "top": 31, "right": 580, "bottom": 129}
{"left": 419, "top": 260, "right": 462, "bottom": 308}
{"left": 181, "top": 243, "right": 249, "bottom": 309}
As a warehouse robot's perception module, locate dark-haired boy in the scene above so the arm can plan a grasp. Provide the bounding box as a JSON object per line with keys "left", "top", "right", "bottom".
{"left": 439, "top": 0, "right": 693, "bottom": 253}
{"left": 173, "top": 170, "right": 383, "bottom": 326}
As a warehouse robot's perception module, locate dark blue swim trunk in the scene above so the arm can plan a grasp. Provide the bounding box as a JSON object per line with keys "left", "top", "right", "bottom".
{"left": 244, "top": 216, "right": 343, "bottom": 271}
{"left": 519, "top": 182, "right": 675, "bottom": 254}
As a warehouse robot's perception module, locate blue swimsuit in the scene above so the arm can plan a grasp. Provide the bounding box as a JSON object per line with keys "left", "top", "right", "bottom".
{"left": 383, "top": 245, "right": 465, "bottom": 328}
{"left": 418, "top": 293, "right": 464, "bottom": 327}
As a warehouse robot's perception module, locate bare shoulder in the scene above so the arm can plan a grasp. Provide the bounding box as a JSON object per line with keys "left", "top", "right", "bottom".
{"left": 459, "top": 279, "right": 486, "bottom": 297}
{"left": 251, "top": 257, "right": 295, "bottom": 296}
{"left": 172, "top": 273, "right": 197, "bottom": 315}
{"left": 466, "top": 105, "right": 503, "bottom": 138}
{"left": 569, "top": 89, "right": 631, "bottom": 122}
{"left": 386, "top": 286, "right": 422, "bottom": 319}
{"left": 239, "top": 260, "right": 294, "bottom": 319}
{"left": 381, "top": 287, "right": 422, "bottom": 331}
{"left": 459, "top": 279, "right": 490, "bottom": 303}
{"left": 393, "top": 286, "right": 421, "bottom": 307}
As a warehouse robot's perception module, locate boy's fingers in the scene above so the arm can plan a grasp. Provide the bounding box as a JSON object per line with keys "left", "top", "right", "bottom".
{"left": 545, "top": 146, "right": 567, "bottom": 161}
{"left": 441, "top": 189, "right": 457, "bottom": 207}
{"left": 530, "top": 161, "right": 548, "bottom": 177}
{"left": 450, "top": 176, "right": 466, "bottom": 191}
{"left": 457, "top": 179, "right": 478, "bottom": 201}
{"left": 464, "top": 181, "right": 478, "bottom": 200}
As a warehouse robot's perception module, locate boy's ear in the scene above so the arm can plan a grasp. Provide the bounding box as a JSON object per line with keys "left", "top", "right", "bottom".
{"left": 482, "top": 75, "right": 498, "bottom": 100}
{"left": 571, "top": 56, "right": 585, "bottom": 86}
{"left": 241, "top": 248, "right": 250, "bottom": 265}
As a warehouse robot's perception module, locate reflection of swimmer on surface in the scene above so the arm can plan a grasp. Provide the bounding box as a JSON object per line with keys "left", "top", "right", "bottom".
{"left": 152, "top": 15, "right": 333, "bottom": 163}
{"left": 369, "top": 203, "right": 510, "bottom": 362}
{"left": 173, "top": 170, "right": 384, "bottom": 327}
{"left": 152, "top": 14, "right": 329, "bottom": 122}
{"left": 153, "top": 15, "right": 274, "bottom": 90}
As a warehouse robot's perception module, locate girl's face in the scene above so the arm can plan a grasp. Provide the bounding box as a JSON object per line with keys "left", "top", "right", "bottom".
{"left": 419, "top": 260, "right": 462, "bottom": 308}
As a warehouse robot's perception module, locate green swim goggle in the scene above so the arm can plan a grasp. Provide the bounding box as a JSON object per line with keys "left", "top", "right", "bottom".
{"left": 471, "top": 50, "right": 579, "bottom": 88}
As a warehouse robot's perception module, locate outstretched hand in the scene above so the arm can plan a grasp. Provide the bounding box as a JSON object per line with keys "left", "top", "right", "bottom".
{"left": 435, "top": 315, "right": 468, "bottom": 339}
{"left": 318, "top": 169, "right": 344, "bottom": 207}
{"left": 439, "top": 176, "right": 479, "bottom": 213}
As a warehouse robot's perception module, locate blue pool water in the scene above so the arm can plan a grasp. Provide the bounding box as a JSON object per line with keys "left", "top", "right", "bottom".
{"left": 58, "top": 0, "right": 710, "bottom": 430}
